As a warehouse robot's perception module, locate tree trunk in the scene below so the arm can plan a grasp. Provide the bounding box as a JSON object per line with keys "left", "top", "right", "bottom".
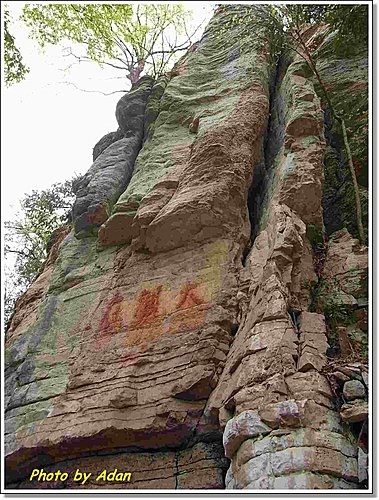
{"left": 339, "top": 117, "right": 365, "bottom": 242}
{"left": 128, "top": 68, "right": 141, "bottom": 84}
{"left": 127, "top": 59, "right": 146, "bottom": 84}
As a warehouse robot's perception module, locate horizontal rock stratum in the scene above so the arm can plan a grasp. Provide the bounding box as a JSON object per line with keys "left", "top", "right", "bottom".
{"left": 5, "top": 4, "right": 369, "bottom": 491}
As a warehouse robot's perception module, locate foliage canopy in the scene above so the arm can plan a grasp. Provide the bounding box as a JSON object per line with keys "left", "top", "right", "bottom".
{"left": 21, "top": 3, "right": 194, "bottom": 83}
{"left": 4, "top": 7, "right": 29, "bottom": 86}
{"left": 276, "top": 4, "right": 368, "bottom": 55}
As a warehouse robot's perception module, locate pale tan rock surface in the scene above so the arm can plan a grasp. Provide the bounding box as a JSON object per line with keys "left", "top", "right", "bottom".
{"left": 4, "top": 5, "right": 368, "bottom": 491}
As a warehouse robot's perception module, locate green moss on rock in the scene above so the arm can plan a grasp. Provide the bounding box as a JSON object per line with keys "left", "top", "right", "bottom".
{"left": 49, "top": 232, "right": 115, "bottom": 293}
{"left": 306, "top": 224, "right": 324, "bottom": 248}
{"left": 110, "top": 6, "right": 275, "bottom": 218}
{"left": 312, "top": 27, "right": 368, "bottom": 241}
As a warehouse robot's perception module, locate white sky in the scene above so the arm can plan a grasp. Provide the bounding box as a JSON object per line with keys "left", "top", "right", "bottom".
{"left": 2, "top": 2, "right": 214, "bottom": 221}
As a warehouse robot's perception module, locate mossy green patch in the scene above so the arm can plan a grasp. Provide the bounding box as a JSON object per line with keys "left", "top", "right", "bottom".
{"left": 323, "top": 146, "right": 368, "bottom": 241}
{"left": 313, "top": 26, "right": 368, "bottom": 241}
{"left": 297, "top": 135, "right": 320, "bottom": 149}
{"left": 306, "top": 224, "right": 324, "bottom": 248}
{"left": 112, "top": 6, "right": 274, "bottom": 216}
{"left": 313, "top": 245, "right": 367, "bottom": 357}
{"left": 49, "top": 232, "right": 116, "bottom": 293}
{"left": 7, "top": 230, "right": 118, "bottom": 439}
{"left": 253, "top": 50, "right": 323, "bottom": 234}
{"left": 15, "top": 400, "right": 51, "bottom": 429}
{"left": 143, "top": 75, "right": 169, "bottom": 142}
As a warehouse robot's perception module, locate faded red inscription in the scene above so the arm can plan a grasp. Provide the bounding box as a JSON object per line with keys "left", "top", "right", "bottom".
{"left": 133, "top": 285, "right": 162, "bottom": 326}
{"left": 176, "top": 283, "right": 203, "bottom": 309}
{"left": 98, "top": 292, "right": 125, "bottom": 346}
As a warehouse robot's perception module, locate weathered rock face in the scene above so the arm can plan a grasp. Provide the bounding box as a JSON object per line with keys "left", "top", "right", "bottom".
{"left": 5, "top": 5, "right": 369, "bottom": 491}
{"left": 308, "top": 24, "right": 369, "bottom": 241}
{"left": 72, "top": 77, "right": 155, "bottom": 238}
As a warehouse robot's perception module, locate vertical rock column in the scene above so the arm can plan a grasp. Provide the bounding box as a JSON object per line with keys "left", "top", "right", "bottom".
{"left": 72, "top": 76, "right": 154, "bottom": 238}
{"left": 98, "top": 5, "right": 275, "bottom": 251}
{"left": 209, "top": 49, "right": 360, "bottom": 489}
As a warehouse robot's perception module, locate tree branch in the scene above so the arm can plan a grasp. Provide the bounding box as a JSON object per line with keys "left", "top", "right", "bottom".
{"left": 56, "top": 81, "right": 127, "bottom": 95}
{"left": 150, "top": 44, "right": 191, "bottom": 57}
{"left": 63, "top": 47, "right": 128, "bottom": 71}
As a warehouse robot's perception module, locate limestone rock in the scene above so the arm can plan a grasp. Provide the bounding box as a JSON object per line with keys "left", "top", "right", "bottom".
{"left": 73, "top": 77, "right": 154, "bottom": 239}
{"left": 315, "top": 19, "right": 369, "bottom": 240}
{"left": 361, "top": 370, "right": 369, "bottom": 389}
{"left": 343, "top": 380, "right": 366, "bottom": 401}
{"left": 298, "top": 352, "right": 326, "bottom": 372}
{"left": 339, "top": 365, "right": 363, "bottom": 380}
{"left": 340, "top": 400, "right": 368, "bottom": 423}
{"left": 115, "top": 76, "right": 154, "bottom": 136}
{"left": 337, "top": 326, "right": 355, "bottom": 357}
{"left": 171, "top": 366, "right": 216, "bottom": 400}
{"left": 333, "top": 371, "right": 350, "bottom": 383}
{"left": 235, "top": 446, "right": 358, "bottom": 488}
{"left": 298, "top": 312, "right": 327, "bottom": 372}
{"left": 259, "top": 400, "right": 301, "bottom": 428}
{"left": 248, "top": 472, "right": 358, "bottom": 489}
{"left": 92, "top": 129, "right": 124, "bottom": 161}
{"left": 11, "top": 442, "right": 227, "bottom": 490}
{"left": 236, "top": 428, "right": 357, "bottom": 470}
{"left": 358, "top": 448, "right": 368, "bottom": 483}
{"left": 285, "top": 372, "right": 333, "bottom": 407}
{"left": 142, "top": 75, "right": 169, "bottom": 143}
{"left": 223, "top": 411, "right": 271, "bottom": 459}
{"left": 225, "top": 466, "right": 236, "bottom": 489}
{"left": 73, "top": 138, "right": 140, "bottom": 238}
{"left": 108, "top": 388, "right": 138, "bottom": 408}
{"left": 316, "top": 229, "right": 368, "bottom": 358}
{"left": 98, "top": 6, "right": 272, "bottom": 251}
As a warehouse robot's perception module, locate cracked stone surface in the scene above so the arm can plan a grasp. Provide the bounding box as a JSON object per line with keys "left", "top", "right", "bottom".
{"left": 4, "top": 4, "right": 368, "bottom": 491}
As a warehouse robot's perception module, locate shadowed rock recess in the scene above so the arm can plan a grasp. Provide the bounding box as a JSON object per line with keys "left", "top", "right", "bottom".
{"left": 5, "top": 6, "right": 369, "bottom": 490}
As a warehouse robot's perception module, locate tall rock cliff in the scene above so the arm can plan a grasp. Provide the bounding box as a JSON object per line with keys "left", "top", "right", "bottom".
{"left": 5, "top": 5, "right": 369, "bottom": 490}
